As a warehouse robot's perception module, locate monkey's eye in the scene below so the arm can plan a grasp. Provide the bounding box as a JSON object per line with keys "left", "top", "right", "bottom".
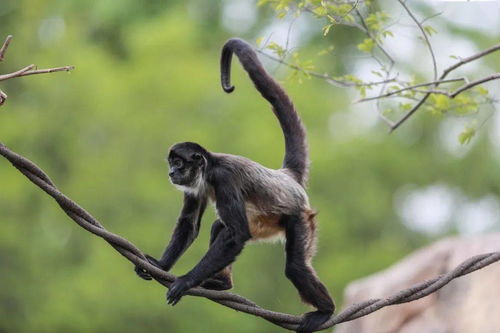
{"left": 172, "top": 159, "right": 183, "bottom": 168}
{"left": 191, "top": 153, "right": 202, "bottom": 161}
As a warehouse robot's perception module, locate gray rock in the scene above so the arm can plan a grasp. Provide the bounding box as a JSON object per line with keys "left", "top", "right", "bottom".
{"left": 336, "top": 233, "right": 500, "bottom": 333}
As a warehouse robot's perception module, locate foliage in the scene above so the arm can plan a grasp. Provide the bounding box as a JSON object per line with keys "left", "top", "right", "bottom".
{"left": 259, "top": 0, "right": 499, "bottom": 140}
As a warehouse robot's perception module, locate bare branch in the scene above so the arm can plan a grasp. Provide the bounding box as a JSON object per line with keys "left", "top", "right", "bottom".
{"left": 356, "top": 78, "right": 465, "bottom": 103}
{"left": 258, "top": 50, "right": 397, "bottom": 88}
{"left": 390, "top": 94, "right": 431, "bottom": 132}
{"left": 16, "top": 65, "right": 75, "bottom": 78}
{"left": 398, "top": 0, "right": 438, "bottom": 81}
{"left": 0, "top": 89, "right": 7, "bottom": 106}
{"left": 0, "top": 35, "right": 13, "bottom": 62}
{"left": 420, "top": 11, "right": 443, "bottom": 25}
{"left": 442, "top": 44, "right": 500, "bottom": 79}
{"left": 0, "top": 65, "right": 75, "bottom": 82}
{"left": 448, "top": 73, "right": 500, "bottom": 98}
{"left": 0, "top": 64, "right": 36, "bottom": 81}
{"left": 0, "top": 34, "right": 75, "bottom": 106}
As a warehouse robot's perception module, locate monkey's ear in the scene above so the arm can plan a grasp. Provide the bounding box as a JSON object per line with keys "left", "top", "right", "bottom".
{"left": 191, "top": 153, "right": 202, "bottom": 161}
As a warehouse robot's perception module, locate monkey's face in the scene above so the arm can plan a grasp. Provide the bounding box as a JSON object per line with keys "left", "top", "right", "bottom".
{"left": 167, "top": 148, "right": 205, "bottom": 187}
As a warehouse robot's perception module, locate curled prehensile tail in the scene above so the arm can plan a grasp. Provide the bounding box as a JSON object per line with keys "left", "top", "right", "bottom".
{"left": 220, "top": 38, "right": 309, "bottom": 186}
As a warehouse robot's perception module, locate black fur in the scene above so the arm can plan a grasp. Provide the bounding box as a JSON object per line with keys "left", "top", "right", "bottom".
{"left": 199, "top": 219, "right": 233, "bottom": 290}
{"left": 283, "top": 214, "right": 335, "bottom": 332}
{"left": 221, "top": 38, "right": 310, "bottom": 186}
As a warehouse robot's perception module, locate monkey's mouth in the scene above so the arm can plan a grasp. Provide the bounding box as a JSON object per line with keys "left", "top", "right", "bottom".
{"left": 169, "top": 176, "right": 180, "bottom": 185}
{"left": 169, "top": 174, "right": 186, "bottom": 186}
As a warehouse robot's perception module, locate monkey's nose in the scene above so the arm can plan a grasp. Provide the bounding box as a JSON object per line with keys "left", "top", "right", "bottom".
{"left": 169, "top": 171, "right": 175, "bottom": 177}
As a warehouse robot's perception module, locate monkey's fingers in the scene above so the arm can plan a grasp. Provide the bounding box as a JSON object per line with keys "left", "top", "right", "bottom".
{"left": 134, "top": 266, "right": 153, "bottom": 280}
{"left": 166, "top": 286, "right": 183, "bottom": 305}
{"left": 145, "top": 254, "right": 162, "bottom": 269}
{"left": 166, "top": 277, "right": 192, "bottom": 305}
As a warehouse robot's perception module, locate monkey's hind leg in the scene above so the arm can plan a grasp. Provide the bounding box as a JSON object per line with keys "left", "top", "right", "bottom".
{"left": 283, "top": 214, "right": 335, "bottom": 333}
{"left": 200, "top": 219, "right": 233, "bottom": 291}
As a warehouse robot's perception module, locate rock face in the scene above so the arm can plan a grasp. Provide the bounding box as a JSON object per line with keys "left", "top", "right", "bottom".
{"left": 336, "top": 233, "right": 500, "bottom": 333}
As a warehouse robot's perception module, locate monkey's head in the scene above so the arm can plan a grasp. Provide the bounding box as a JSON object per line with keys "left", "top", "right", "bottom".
{"left": 167, "top": 142, "right": 208, "bottom": 188}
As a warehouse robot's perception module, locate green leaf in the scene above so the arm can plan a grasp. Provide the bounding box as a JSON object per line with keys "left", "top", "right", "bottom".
{"left": 313, "top": 6, "right": 328, "bottom": 16}
{"left": 475, "top": 86, "right": 489, "bottom": 95}
{"left": 424, "top": 25, "right": 437, "bottom": 36}
{"left": 256, "top": 37, "right": 264, "bottom": 47}
{"left": 400, "top": 103, "right": 413, "bottom": 111}
{"left": 318, "top": 45, "right": 334, "bottom": 56}
{"left": 322, "top": 23, "right": 334, "bottom": 36}
{"left": 433, "top": 95, "right": 450, "bottom": 110}
{"left": 357, "top": 38, "right": 375, "bottom": 53}
{"left": 266, "top": 41, "right": 286, "bottom": 58}
{"left": 458, "top": 126, "right": 475, "bottom": 145}
{"left": 382, "top": 30, "right": 393, "bottom": 38}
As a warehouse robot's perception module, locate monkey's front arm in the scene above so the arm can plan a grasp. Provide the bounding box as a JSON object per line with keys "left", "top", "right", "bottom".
{"left": 166, "top": 181, "right": 251, "bottom": 305}
{"left": 134, "top": 193, "right": 206, "bottom": 280}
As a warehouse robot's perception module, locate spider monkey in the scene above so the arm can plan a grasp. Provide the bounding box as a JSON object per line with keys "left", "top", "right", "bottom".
{"left": 135, "top": 38, "right": 334, "bottom": 333}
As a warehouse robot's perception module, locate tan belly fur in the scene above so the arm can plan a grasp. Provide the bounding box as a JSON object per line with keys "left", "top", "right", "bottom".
{"left": 245, "top": 203, "right": 284, "bottom": 241}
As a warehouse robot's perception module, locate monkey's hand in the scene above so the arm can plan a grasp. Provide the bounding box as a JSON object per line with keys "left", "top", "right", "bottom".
{"left": 166, "top": 275, "right": 195, "bottom": 306}
{"left": 134, "top": 254, "right": 163, "bottom": 281}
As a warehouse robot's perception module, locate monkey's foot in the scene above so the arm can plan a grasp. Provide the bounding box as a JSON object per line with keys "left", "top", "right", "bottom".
{"left": 166, "top": 275, "right": 195, "bottom": 305}
{"left": 200, "top": 276, "right": 233, "bottom": 291}
{"left": 297, "top": 310, "right": 333, "bottom": 333}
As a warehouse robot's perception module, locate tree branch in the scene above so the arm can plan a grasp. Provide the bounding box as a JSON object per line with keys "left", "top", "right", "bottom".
{"left": 355, "top": 78, "right": 465, "bottom": 103}
{"left": 0, "top": 35, "right": 74, "bottom": 106}
{"left": 257, "top": 50, "right": 396, "bottom": 88}
{"left": 355, "top": 8, "right": 395, "bottom": 65}
{"left": 398, "top": 0, "right": 437, "bottom": 81}
{"left": 391, "top": 43, "right": 500, "bottom": 131}
{"left": 0, "top": 35, "right": 13, "bottom": 62}
{"left": 448, "top": 73, "right": 500, "bottom": 98}
{"left": 442, "top": 44, "right": 500, "bottom": 79}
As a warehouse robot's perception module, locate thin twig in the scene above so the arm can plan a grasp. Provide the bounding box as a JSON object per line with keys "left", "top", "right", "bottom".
{"left": 0, "top": 35, "right": 13, "bottom": 61}
{"left": 391, "top": 44, "right": 500, "bottom": 131}
{"left": 398, "top": 0, "right": 437, "bottom": 82}
{"left": 301, "top": 1, "right": 367, "bottom": 32}
{"left": 258, "top": 51, "right": 396, "bottom": 88}
{"left": 355, "top": 9, "right": 395, "bottom": 65}
{"left": 420, "top": 11, "right": 443, "bottom": 25}
{"left": 0, "top": 65, "right": 75, "bottom": 82}
{"left": 449, "top": 73, "right": 500, "bottom": 98}
{"left": 0, "top": 89, "right": 7, "bottom": 106}
{"left": 0, "top": 64, "right": 35, "bottom": 81}
{"left": 16, "top": 65, "right": 75, "bottom": 78}
{"left": 442, "top": 44, "right": 500, "bottom": 79}
{"left": 0, "top": 34, "right": 75, "bottom": 106}
{"left": 341, "top": 0, "right": 360, "bottom": 19}
{"left": 356, "top": 78, "right": 465, "bottom": 103}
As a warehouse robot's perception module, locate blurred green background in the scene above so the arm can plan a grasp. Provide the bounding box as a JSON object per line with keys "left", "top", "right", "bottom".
{"left": 0, "top": 1, "right": 499, "bottom": 332}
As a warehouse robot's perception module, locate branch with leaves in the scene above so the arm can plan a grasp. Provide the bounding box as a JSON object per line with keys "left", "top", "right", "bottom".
{"left": 259, "top": 0, "right": 499, "bottom": 139}
{"left": 0, "top": 35, "right": 74, "bottom": 106}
